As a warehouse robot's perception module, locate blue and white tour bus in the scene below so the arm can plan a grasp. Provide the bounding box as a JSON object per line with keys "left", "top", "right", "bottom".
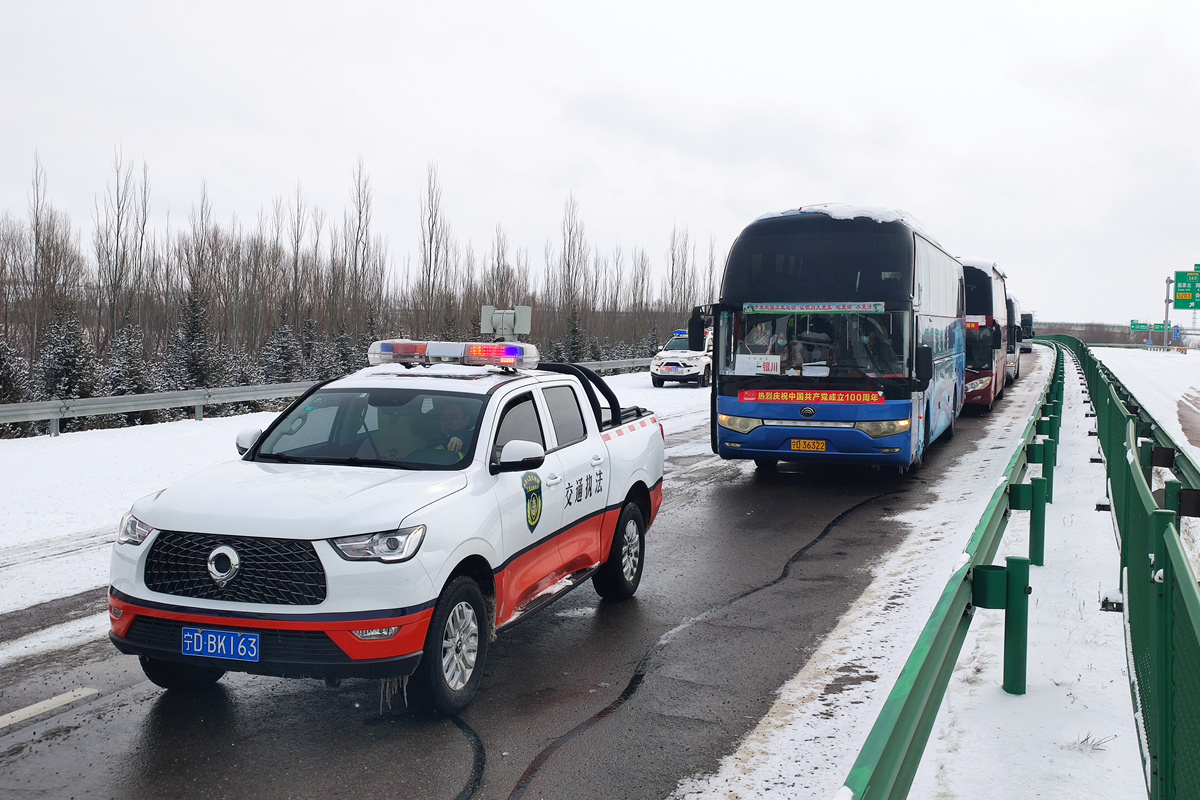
{"left": 690, "top": 204, "right": 965, "bottom": 472}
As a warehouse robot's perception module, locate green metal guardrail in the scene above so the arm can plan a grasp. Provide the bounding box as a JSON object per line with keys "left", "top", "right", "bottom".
{"left": 1045, "top": 335, "right": 1200, "bottom": 800}
{"left": 839, "top": 343, "right": 1065, "bottom": 800}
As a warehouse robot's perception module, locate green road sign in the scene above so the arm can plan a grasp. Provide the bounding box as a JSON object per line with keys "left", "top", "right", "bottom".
{"left": 1175, "top": 268, "right": 1200, "bottom": 310}
{"left": 1130, "top": 321, "right": 1149, "bottom": 332}
{"left": 1153, "top": 323, "right": 1167, "bottom": 332}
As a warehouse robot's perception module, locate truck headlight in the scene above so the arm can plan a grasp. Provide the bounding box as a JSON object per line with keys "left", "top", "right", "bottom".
{"left": 717, "top": 414, "right": 762, "bottom": 434}
{"left": 966, "top": 377, "right": 992, "bottom": 392}
{"left": 117, "top": 512, "right": 157, "bottom": 545}
{"left": 854, "top": 419, "right": 912, "bottom": 438}
{"left": 332, "top": 524, "right": 426, "bottom": 562}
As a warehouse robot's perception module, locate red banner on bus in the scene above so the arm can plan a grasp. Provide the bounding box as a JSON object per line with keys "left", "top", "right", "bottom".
{"left": 737, "top": 390, "right": 885, "bottom": 404}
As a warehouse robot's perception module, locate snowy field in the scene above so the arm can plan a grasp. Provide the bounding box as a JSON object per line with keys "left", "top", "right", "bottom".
{"left": 1092, "top": 346, "right": 1200, "bottom": 465}
{"left": 3, "top": 346, "right": 1191, "bottom": 798}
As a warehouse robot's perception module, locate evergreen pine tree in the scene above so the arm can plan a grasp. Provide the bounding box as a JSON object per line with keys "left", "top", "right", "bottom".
{"left": 564, "top": 305, "right": 588, "bottom": 363}
{"left": 260, "top": 324, "right": 303, "bottom": 384}
{"left": 103, "top": 324, "right": 160, "bottom": 426}
{"left": 0, "top": 339, "right": 33, "bottom": 437}
{"left": 639, "top": 322, "right": 662, "bottom": 358}
{"left": 33, "top": 307, "right": 102, "bottom": 432}
{"left": 163, "top": 292, "right": 220, "bottom": 390}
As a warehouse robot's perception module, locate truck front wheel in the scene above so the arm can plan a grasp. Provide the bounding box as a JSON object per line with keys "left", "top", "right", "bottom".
{"left": 414, "top": 576, "right": 489, "bottom": 713}
{"left": 593, "top": 503, "right": 645, "bottom": 600}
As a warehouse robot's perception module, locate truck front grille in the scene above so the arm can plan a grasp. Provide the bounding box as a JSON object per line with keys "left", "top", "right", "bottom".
{"left": 144, "top": 531, "right": 327, "bottom": 605}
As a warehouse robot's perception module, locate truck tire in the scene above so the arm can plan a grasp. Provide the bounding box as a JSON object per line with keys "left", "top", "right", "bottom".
{"left": 651, "top": 375, "right": 664, "bottom": 388}
{"left": 593, "top": 503, "right": 645, "bottom": 600}
{"left": 414, "top": 576, "right": 489, "bottom": 713}
{"left": 140, "top": 656, "right": 225, "bottom": 690}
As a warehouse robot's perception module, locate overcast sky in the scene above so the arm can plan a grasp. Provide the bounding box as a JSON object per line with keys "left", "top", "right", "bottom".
{"left": 2, "top": 1, "right": 1198, "bottom": 327}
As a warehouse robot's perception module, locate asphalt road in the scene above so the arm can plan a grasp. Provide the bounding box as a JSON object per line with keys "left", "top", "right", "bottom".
{"left": 0, "top": 370, "right": 1034, "bottom": 800}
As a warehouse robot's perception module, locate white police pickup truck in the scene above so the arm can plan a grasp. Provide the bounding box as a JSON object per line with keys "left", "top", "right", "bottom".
{"left": 650, "top": 329, "right": 712, "bottom": 388}
{"left": 109, "top": 340, "right": 664, "bottom": 712}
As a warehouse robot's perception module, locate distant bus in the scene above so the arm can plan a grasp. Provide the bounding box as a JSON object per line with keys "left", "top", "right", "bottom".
{"left": 1020, "top": 313, "right": 1034, "bottom": 352}
{"left": 961, "top": 259, "right": 1007, "bottom": 412}
{"left": 1004, "top": 292, "right": 1022, "bottom": 383}
{"left": 691, "top": 204, "right": 964, "bottom": 473}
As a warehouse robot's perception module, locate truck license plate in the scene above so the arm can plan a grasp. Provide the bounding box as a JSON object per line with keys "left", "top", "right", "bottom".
{"left": 791, "top": 439, "right": 826, "bottom": 452}
{"left": 182, "top": 627, "right": 260, "bottom": 662}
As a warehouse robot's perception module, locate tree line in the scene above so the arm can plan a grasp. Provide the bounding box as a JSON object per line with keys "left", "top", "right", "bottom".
{"left": 0, "top": 157, "right": 719, "bottom": 435}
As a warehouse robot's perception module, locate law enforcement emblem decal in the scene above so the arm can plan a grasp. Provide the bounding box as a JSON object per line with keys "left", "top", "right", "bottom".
{"left": 522, "top": 472, "right": 542, "bottom": 533}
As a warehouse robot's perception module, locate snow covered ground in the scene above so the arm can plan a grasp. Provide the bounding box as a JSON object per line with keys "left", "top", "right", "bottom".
{"left": 2, "top": 345, "right": 1191, "bottom": 799}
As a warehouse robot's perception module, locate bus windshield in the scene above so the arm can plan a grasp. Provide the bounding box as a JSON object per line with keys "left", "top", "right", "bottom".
{"left": 723, "top": 308, "right": 909, "bottom": 379}
{"left": 965, "top": 325, "right": 995, "bottom": 370}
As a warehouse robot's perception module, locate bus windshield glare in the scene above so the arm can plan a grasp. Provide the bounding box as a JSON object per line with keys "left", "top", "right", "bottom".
{"left": 725, "top": 308, "right": 910, "bottom": 380}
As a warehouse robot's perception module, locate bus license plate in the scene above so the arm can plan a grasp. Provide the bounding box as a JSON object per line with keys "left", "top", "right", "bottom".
{"left": 182, "top": 627, "right": 260, "bottom": 662}
{"left": 792, "top": 439, "right": 826, "bottom": 452}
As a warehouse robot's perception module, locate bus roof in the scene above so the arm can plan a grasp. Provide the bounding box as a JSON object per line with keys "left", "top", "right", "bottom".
{"left": 754, "top": 204, "right": 941, "bottom": 248}
{"left": 959, "top": 256, "right": 1006, "bottom": 280}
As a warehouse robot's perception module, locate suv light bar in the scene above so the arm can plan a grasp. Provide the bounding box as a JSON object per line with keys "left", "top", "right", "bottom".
{"left": 368, "top": 339, "right": 539, "bottom": 369}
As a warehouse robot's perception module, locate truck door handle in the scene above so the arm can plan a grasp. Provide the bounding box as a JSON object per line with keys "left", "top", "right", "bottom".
{"left": 590, "top": 455, "right": 604, "bottom": 466}
{"left": 545, "top": 474, "right": 562, "bottom": 486}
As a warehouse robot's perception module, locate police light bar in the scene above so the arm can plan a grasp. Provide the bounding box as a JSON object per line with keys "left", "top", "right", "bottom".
{"left": 673, "top": 329, "right": 687, "bottom": 337}
{"left": 463, "top": 342, "right": 539, "bottom": 369}
{"left": 368, "top": 339, "right": 539, "bottom": 369}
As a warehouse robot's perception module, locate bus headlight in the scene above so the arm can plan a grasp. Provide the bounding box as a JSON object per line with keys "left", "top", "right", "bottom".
{"left": 966, "top": 377, "right": 992, "bottom": 392}
{"left": 718, "top": 414, "right": 762, "bottom": 434}
{"left": 854, "top": 419, "right": 912, "bottom": 439}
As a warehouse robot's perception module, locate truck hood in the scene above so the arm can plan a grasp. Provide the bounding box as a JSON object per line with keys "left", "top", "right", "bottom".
{"left": 131, "top": 459, "right": 467, "bottom": 540}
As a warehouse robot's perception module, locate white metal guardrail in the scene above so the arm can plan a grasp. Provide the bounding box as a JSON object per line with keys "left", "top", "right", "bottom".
{"left": 0, "top": 358, "right": 653, "bottom": 436}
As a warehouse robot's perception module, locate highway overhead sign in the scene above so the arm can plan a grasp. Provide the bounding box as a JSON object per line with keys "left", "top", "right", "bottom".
{"left": 1175, "top": 269, "right": 1199, "bottom": 310}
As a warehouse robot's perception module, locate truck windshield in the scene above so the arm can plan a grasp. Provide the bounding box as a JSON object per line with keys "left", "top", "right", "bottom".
{"left": 723, "top": 309, "right": 909, "bottom": 379}
{"left": 256, "top": 388, "right": 485, "bottom": 469}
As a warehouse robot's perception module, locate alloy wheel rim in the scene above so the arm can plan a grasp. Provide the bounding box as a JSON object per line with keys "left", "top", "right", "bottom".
{"left": 440, "top": 600, "right": 479, "bottom": 691}
{"left": 620, "top": 519, "right": 641, "bottom": 581}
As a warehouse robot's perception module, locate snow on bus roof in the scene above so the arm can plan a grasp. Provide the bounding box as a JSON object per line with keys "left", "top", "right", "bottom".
{"left": 959, "top": 257, "right": 1006, "bottom": 279}
{"left": 755, "top": 203, "right": 942, "bottom": 249}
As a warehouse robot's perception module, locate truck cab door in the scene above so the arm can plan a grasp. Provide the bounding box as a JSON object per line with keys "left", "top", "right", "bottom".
{"left": 539, "top": 383, "right": 610, "bottom": 573}
{"left": 489, "top": 392, "right": 565, "bottom": 623}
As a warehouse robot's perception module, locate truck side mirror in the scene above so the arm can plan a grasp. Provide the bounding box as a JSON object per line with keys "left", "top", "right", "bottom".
{"left": 236, "top": 428, "right": 262, "bottom": 456}
{"left": 492, "top": 439, "right": 546, "bottom": 474}
{"left": 914, "top": 345, "right": 933, "bottom": 391}
{"left": 992, "top": 324, "right": 1003, "bottom": 350}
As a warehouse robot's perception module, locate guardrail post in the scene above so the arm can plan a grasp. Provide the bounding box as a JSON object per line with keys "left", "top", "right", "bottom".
{"left": 1029, "top": 477, "right": 1047, "bottom": 566}
{"left": 49, "top": 417, "right": 60, "bottom": 437}
{"left": 1004, "top": 556, "right": 1031, "bottom": 695}
{"left": 194, "top": 404, "right": 204, "bottom": 422}
{"left": 1042, "top": 439, "right": 1057, "bottom": 503}
{"left": 1150, "top": 509, "right": 1176, "bottom": 800}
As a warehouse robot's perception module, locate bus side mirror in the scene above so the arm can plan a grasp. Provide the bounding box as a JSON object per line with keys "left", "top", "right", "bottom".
{"left": 915, "top": 345, "right": 933, "bottom": 390}
{"left": 992, "top": 324, "right": 1003, "bottom": 350}
{"left": 688, "top": 307, "right": 705, "bottom": 351}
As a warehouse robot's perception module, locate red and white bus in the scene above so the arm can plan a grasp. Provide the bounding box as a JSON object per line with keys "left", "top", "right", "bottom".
{"left": 961, "top": 258, "right": 1007, "bottom": 412}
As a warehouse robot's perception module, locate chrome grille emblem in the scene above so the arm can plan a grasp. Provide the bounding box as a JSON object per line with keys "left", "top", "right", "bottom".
{"left": 207, "top": 545, "right": 241, "bottom": 588}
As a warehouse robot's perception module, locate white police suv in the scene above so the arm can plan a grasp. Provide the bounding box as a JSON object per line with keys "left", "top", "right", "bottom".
{"left": 650, "top": 329, "right": 712, "bottom": 388}
{"left": 109, "top": 340, "right": 664, "bottom": 712}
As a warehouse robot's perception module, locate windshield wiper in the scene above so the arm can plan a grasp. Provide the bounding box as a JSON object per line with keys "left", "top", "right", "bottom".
{"left": 342, "top": 456, "right": 411, "bottom": 469}
{"left": 255, "top": 452, "right": 313, "bottom": 464}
